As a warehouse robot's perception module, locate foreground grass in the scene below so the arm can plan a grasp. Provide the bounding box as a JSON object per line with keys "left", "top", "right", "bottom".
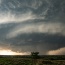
{"left": 0, "top": 56, "right": 65, "bottom": 65}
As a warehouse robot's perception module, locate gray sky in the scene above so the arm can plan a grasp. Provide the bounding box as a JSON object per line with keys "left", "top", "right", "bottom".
{"left": 0, "top": 0, "right": 65, "bottom": 55}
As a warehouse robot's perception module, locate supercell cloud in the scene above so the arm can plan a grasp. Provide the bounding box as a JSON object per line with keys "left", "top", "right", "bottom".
{"left": 0, "top": 0, "right": 65, "bottom": 55}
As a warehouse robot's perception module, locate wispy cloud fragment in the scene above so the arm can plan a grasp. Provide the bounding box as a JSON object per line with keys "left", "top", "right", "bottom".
{"left": 0, "top": 11, "right": 35, "bottom": 24}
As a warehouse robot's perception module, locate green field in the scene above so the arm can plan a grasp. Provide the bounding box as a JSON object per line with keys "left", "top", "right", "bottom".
{"left": 0, "top": 55, "right": 65, "bottom": 65}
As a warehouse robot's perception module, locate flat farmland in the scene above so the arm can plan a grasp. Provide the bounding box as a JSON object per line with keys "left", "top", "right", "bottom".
{"left": 0, "top": 55, "right": 65, "bottom": 65}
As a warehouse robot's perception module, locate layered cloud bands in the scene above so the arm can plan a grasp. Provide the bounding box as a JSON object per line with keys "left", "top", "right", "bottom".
{"left": 6, "top": 22, "right": 65, "bottom": 38}
{"left": 0, "top": 0, "right": 65, "bottom": 55}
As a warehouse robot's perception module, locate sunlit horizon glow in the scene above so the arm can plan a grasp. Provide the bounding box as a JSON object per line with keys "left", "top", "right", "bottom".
{"left": 0, "top": 49, "right": 29, "bottom": 55}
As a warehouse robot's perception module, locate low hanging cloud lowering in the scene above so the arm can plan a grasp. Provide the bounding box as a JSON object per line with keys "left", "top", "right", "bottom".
{"left": 0, "top": 0, "right": 65, "bottom": 55}
{"left": 47, "top": 47, "right": 65, "bottom": 55}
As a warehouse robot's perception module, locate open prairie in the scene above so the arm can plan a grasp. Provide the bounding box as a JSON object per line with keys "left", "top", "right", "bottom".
{"left": 0, "top": 55, "right": 65, "bottom": 65}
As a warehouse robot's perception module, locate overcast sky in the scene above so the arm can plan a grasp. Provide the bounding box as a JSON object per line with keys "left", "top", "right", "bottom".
{"left": 0, "top": 0, "right": 65, "bottom": 55}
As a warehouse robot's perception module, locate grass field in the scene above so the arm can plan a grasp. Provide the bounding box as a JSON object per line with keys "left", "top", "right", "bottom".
{"left": 0, "top": 55, "right": 65, "bottom": 65}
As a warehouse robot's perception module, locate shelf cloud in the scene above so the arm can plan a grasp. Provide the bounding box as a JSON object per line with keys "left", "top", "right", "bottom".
{"left": 0, "top": 0, "right": 65, "bottom": 55}
{"left": 47, "top": 47, "right": 65, "bottom": 55}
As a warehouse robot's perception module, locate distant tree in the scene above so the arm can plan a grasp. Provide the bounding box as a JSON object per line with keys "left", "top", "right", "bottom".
{"left": 31, "top": 52, "right": 39, "bottom": 59}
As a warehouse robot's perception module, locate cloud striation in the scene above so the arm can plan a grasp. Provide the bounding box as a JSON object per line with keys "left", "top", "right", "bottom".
{"left": 0, "top": 0, "right": 65, "bottom": 55}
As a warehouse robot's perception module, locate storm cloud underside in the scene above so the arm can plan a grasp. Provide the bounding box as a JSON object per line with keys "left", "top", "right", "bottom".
{"left": 0, "top": 0, "right": 65, "bottom": 55}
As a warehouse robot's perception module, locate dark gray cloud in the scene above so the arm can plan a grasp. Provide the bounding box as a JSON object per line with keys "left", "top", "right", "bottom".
{"left": 0, "top": 0, "right": 65, "bottom": 55}
{"left": 4, "top": 33, "right": 65, "bottom": 54}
